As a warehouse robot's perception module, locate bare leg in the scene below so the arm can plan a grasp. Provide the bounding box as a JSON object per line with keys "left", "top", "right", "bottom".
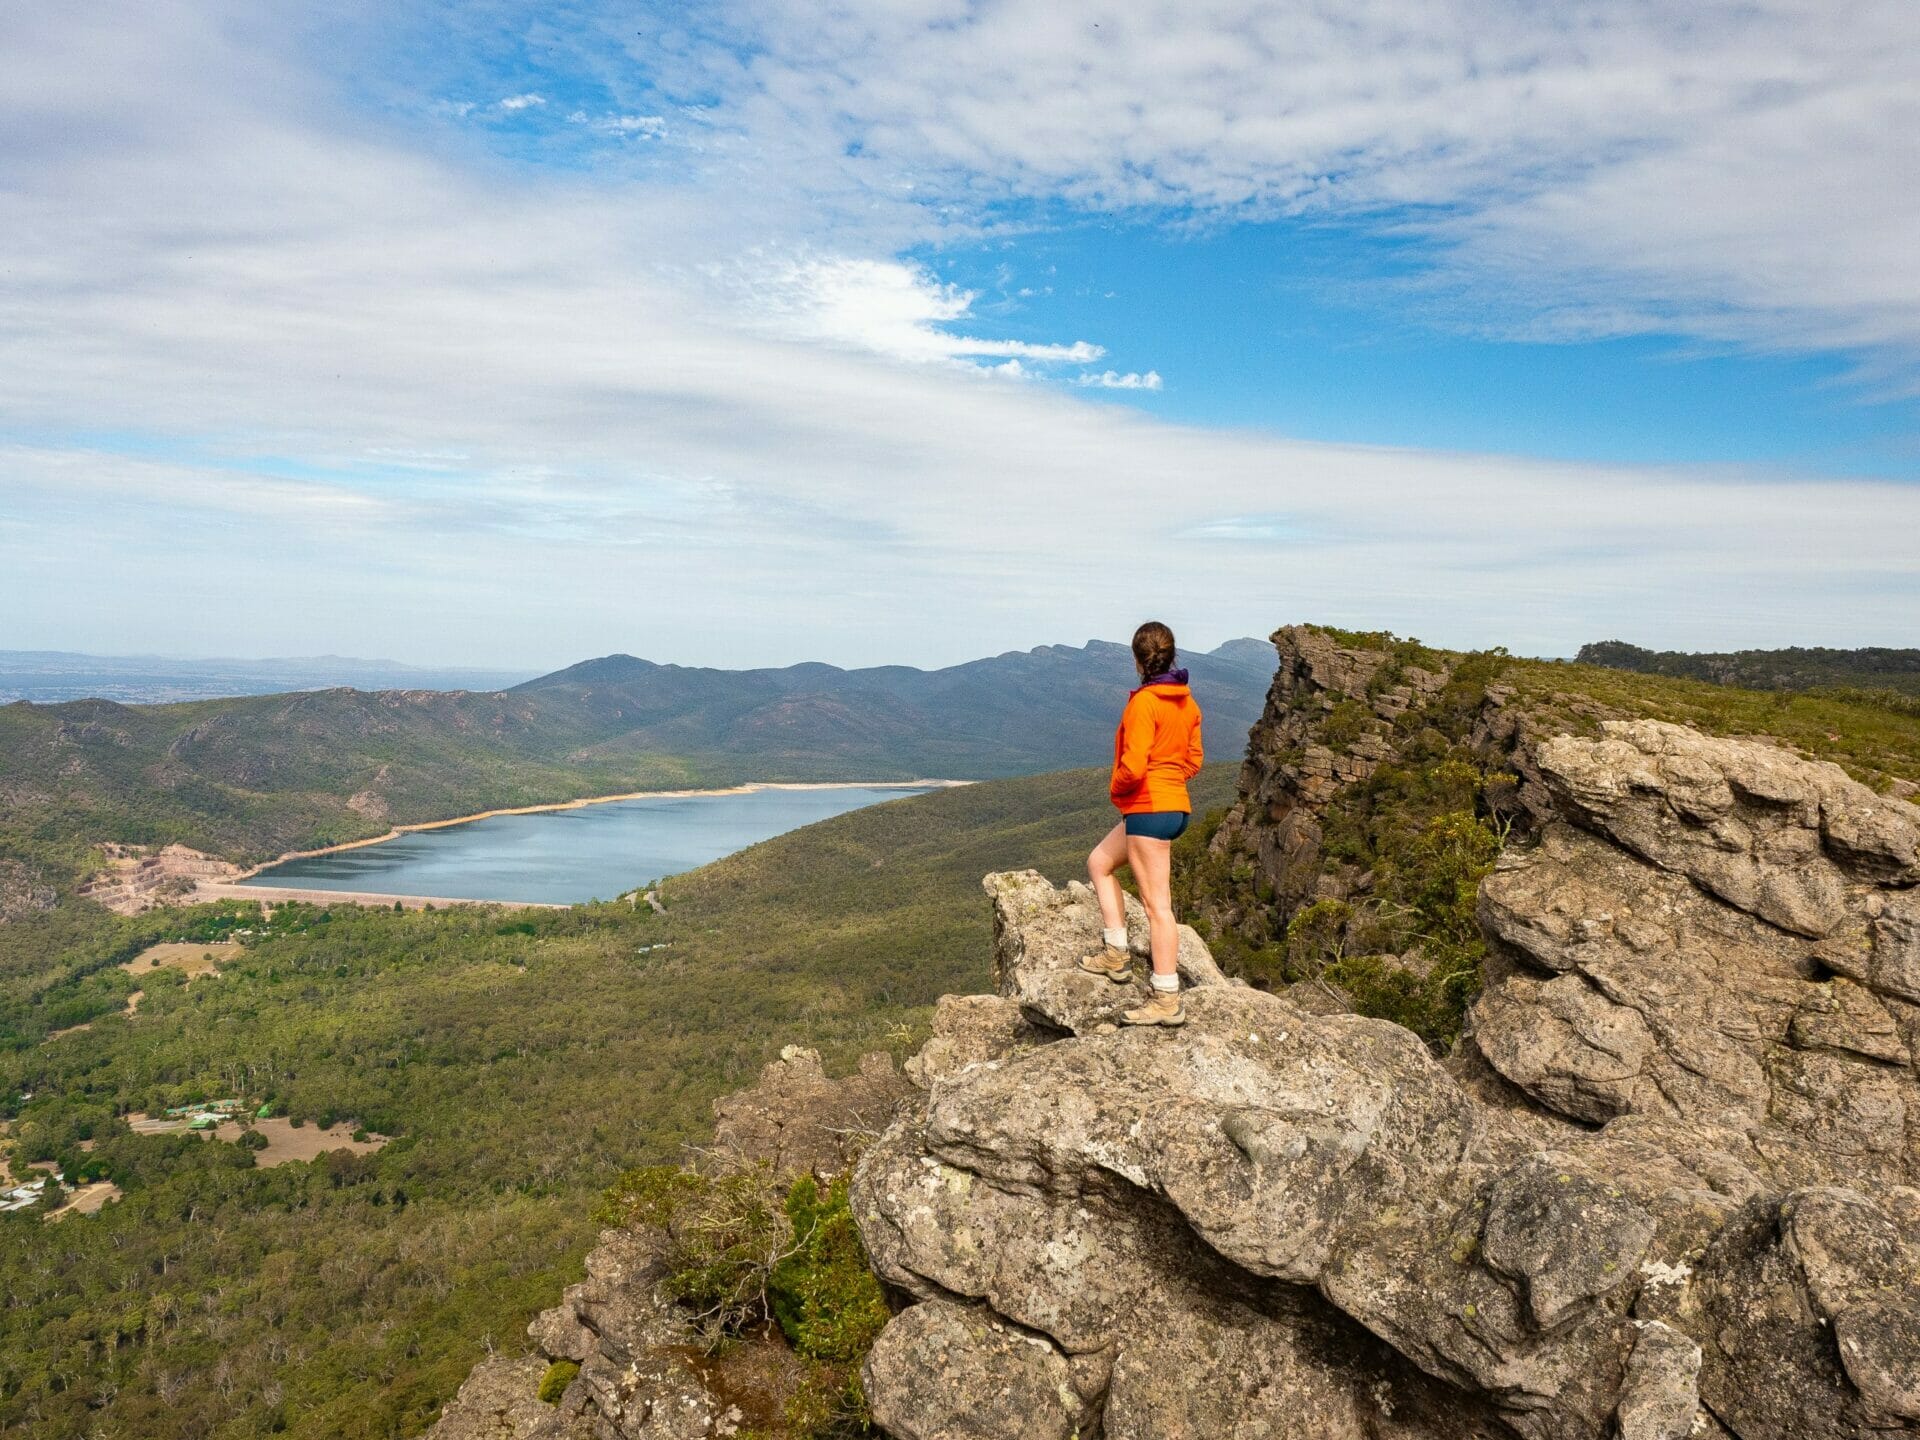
{"left": 1087, "top": 821, "right": 1129, "bottom": 935}
{"left": 1125, "top": 834, "right": 1178, "bottom": 978}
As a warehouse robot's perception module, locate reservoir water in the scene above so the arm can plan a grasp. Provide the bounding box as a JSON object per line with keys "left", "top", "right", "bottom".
{"left": 239, "top": 784, "right": 933, "bottom": 905}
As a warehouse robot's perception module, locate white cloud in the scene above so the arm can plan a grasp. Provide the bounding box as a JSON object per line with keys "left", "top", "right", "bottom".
{"left": 565, "top": 110, "right": 667, "bottom": 137}
{"left": 1078, "top": 370, "right": 1163, "bottom": 391}
{"left": 0, "top": 2, "right": 1915, "bottom": 666}
{"left": 739, "top": 255, "right": 1105, "bottom": 370}
{"left": 691, "top": 0, "right": 1920, "bottom": 380}
{"left": 498, "top": 92, "right": 545, "bottom": 111}
{"left": 605, "top": 113, "right": 665, "bottom": 136}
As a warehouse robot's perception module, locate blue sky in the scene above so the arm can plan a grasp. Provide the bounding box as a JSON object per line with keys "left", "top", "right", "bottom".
{"left": 3, "top": 2, "right": 1918, "bottom": 668}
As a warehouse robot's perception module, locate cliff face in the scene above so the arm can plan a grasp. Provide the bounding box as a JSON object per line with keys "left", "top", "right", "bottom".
{"left": 855, "top": 722, "right": 1920, "bottom": 1438}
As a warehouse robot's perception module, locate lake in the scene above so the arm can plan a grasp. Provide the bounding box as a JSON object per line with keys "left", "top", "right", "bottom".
{"left": 239, "top": 784, "right": 934, "bottom": 905}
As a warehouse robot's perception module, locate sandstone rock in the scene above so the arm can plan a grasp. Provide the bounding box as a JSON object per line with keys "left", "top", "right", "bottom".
{"left": 986, "top": 870, "right": 1228, "bottom": 1035}
{"left": 1536, "top": 720, "right": 1919, "bottom": 936}
{"left": 709, "top": 1044, "right": 913, "bottom": 1179}
{"left": 862, "top": 1299, "right": 1089, "bottom": 1440}
{"left": 1471, "top": 970, "right": 1657, "bottom": 1124}
{"left": 1789, "top": 979, "right": 1911, "bottom": 1065}
{"left": 1836, "top": 1301, "right": 1920, "bottom": 1423}
{"left": 903, "top": 993, "right": 1041, "bottom": 1088}
{"left": 1198, "top": 627, "right": 1474, "bottom": 946}
{"left": 425, "top": 1354, "right": 586, "bottom": 1440}
{"left": 1479, "top": 1155, "right": 1655, "bottom": 1330}
{"left": 864, "top": 852, "right": 1920, "bottom": 1440}
{"left": 1615, "top": 1321, "right": 1702, "bottom": 1440}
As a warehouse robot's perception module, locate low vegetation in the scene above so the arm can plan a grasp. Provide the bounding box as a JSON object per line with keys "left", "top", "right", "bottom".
{"left": 1577, "top": 639, "right": 1920, "bottom": 697}
{"left": 596, "top": 1163, "right": 888, "bottom": 1436}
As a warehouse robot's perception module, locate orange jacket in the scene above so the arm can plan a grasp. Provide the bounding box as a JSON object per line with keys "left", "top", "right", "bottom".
{"left": 1109, "top": 681, "right": 1204, "bottom": 814}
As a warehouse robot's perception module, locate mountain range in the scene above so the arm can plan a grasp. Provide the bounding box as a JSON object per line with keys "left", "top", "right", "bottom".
{"left": 0, "top": 651, "right": 539, "bottom": 704}
{"left": 0, "top": 638, "right": 1274, "bottom": 873}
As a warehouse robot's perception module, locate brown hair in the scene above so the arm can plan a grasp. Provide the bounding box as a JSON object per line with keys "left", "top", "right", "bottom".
{"left": 1131, "top": 621, "right": 1176, "bottom": 677}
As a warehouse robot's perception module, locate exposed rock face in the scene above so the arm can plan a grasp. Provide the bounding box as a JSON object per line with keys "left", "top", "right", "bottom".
{"left": 77, "top": 842, "right": 241, "bottom": 914}
{"left": 710, "top": 1045, "right": 914, "bottom": 1180}
{"left": 0, "top": 857, "right": 57, "bottom": 921}
{"left": 1195, "top": 625, "right": 1549, "bottom": 965}
{"left": 427, "top": 1354, "right": 585, "bottom": 1440}
{"left": 855, "top": 713, "right": 1920, "bottom": 1440}
{"left": 1202, "top": 627, "right": 1462, "bottom": 935}
{"left": 425, "top": 1047, "right": 909, "bottom": 1440}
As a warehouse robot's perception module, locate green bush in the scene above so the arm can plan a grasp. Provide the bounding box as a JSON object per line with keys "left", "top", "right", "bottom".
{"left": 1319, "top": 699, "right": 1374, "bottom": 754}
{"left": 537, "top": 1359, "right": 579, "bottom": 1403}
{"left": 769, "top": 1175, "right": 890, "bottom": 1364}
{"left": 593, "top": 1165, "right": 887, "bottom": 1434}
{"left": 594, "top": 1164, "right": 788, "bottom": 1349}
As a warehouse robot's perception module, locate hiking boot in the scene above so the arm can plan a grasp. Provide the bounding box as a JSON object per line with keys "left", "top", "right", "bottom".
{"left": 1077, "top": 944, "right": 1132, "bottom": 984}
{"left": 1122, "top": 987, "right": 1186, "bottom": 1027}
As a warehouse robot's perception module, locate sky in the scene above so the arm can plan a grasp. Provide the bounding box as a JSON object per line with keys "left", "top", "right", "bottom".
{"left": 3, "top": 0, "right": 1918, "bottom": 669}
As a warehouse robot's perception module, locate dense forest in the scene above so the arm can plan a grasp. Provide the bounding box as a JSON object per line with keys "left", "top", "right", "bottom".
{"left": 0, "top": 764, "right": 1237, "bottom": 1439}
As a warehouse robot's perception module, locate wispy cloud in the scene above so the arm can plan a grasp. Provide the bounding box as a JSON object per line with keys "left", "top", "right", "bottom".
{"left": 566, "top": 110, "right": 666, "bottom": 137}
{"left": 1078, "top": 370, "right": 1162, "bottom": 391}
{"left": 669, "top": 0, "right": 1920, "bottom": 384}
{"left": 497, "top": 92, "right": 544, "bottom": 111}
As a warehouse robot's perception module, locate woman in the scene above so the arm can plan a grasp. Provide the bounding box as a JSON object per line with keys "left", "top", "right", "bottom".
{"left": 1079, "top": 621, "right": 1204, "bottom": 1026}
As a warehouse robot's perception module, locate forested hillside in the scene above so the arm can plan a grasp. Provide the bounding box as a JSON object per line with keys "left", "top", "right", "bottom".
{"left": 0, "top": 639, "right": 1270, "bottom": 885}
{"left": 0, "top": 764, "right": 1237, "bottom": 1440}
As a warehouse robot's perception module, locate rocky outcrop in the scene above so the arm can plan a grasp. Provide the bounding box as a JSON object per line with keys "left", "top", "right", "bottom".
{"left": 428, "top": 654, "right": 1920, "bottom": 1439}
{"left": 1201, "top": 627, "right": 1461, "bottom": 937}
{"left": 710, "top": 1045, "right": 914, "bottom": 1180}
{"left": 77, "top": 842, "right": 242, "bottom": 914}
{"left": 424, "top": 1047, "right": 912, "bottom": 1440}
{"left": 1195, "top": 625, "right": 1547, "bottom": 965}
{"left": 0, "top": 857, "right": 57, "bottom": 921}
{"left": 855, "top": 719, "right": 1920, "bottom": 1439}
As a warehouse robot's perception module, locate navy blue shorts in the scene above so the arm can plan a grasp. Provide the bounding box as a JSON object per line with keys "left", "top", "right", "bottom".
{"left": 1124, "top": 811, "right": 1190, "bottom": 841}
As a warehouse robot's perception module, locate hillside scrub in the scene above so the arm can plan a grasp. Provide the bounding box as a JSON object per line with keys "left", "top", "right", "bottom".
{"left": 1577, "top": 639, "right": 1920, "bottom": 696}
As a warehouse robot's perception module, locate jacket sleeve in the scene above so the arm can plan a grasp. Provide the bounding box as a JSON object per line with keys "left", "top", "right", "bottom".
{"left": 1184, "top": 710, "right": 1204, "bottom": 777}
{"left": 1110, "top": 697, "right": 1153, "bottom": 796}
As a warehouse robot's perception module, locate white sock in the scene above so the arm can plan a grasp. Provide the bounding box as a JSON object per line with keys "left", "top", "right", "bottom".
{"left": 1151, "top": 971, "right": 1180, "bottom": 993}
{"left": 1102, "top": 926, "right": 1127, "bottom": 950}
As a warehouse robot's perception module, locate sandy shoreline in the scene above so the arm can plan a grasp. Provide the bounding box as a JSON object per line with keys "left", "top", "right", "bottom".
{"left": 214, "top": 778, "right": 970, "bottom": 909}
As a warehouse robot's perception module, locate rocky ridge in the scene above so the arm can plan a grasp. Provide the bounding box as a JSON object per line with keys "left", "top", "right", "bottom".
{"left": 425, "top": 633, "right": 1920, "bottom": 1440}
{"left": 856, "top": 721, "right": 1920, "bottom": 1439}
